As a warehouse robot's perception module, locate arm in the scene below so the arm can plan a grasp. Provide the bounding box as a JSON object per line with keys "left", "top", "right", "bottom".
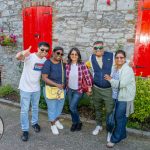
{"left": 42, "top": 74, "right": 63, "bottom": 89}
{"left": 119, "top": 68, "right": 135, "bottom": 88}
{"left": 16, "top": 46, "right": 31, "bottom": 61}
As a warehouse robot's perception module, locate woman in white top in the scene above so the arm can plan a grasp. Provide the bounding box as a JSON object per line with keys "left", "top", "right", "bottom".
{"left": 66, "top": 48, "right": 93, "bottom": 132}
{"left": 104, "top": 50, "right": 136, "bottom": 148}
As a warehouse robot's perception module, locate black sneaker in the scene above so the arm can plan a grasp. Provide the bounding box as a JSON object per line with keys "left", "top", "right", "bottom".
{"left": 32, "top": 124, "right": 41, "bottom": 133}
{"left": 70, "top": 123, "right": 77, "bottom": 132}
{"left": 21, "top": 131, "right": 29, "bottom": 142}
{"left": 76, "top": 122, "right": 82, "bottom": 131}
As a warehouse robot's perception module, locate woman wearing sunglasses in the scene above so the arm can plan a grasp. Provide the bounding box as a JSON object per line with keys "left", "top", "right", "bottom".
{"left": 66, "top": 47, "right": 93, "bottom": 132}
{"left": 42, "top": 47, "right": 66, "bottom": 135}
{"left": 104, "top": 50, "right": 136, "bottom": 148}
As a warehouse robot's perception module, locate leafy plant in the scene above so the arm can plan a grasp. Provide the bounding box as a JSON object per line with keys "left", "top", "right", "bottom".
{"left": 129, "top": 77, "right": 150, "bottom": 123}
{"left": 0, "top": 85, "right": 18, "bottom": 97}
{"left": 0, "top": 28, "right": 17, "bottom": 46}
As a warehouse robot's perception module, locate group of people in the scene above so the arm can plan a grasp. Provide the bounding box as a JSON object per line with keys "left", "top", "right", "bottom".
{"left": 16, "top": 41, "right": 136, "bottom": 148}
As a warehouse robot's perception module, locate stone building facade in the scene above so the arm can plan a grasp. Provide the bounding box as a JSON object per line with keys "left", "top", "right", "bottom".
{"left": 0, "top": 0, "right": 138, "bottom": 88}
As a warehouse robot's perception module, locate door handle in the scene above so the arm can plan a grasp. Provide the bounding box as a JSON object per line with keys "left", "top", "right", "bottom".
{"left": 34, "top": 34, "right": 40, "bottom": 39}
{"left": 135, "top": 65, "right": 145, "bottom": 68}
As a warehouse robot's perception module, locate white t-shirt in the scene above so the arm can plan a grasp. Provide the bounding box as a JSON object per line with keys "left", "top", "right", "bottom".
{"left": 68, "top": 64, "right": 78, "bottom": 90}
{"left": 19, "top": 53, "right": 46, "bottom": 92}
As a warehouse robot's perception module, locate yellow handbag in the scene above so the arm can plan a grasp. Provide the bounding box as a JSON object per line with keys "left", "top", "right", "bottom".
{"left": 45, "top": 86, "right": 64, "bottom": 99}
{"left": 45, "top": 61, "right": 65, "bottom": 100}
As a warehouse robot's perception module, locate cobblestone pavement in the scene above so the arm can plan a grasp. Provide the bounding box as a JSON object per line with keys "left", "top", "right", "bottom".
{"left": 0, "top": 103, "right": 149, "bottom": 150}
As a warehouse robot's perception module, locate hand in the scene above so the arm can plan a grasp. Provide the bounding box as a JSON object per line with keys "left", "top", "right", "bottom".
{"left": 22, "top": 46, "right": 32, "bottom": 57}
{"left": 86, "top": 91, "right": 92, "bottom": 96}
{"left": 56, "top": 84, "right": 64, "bottom": 89}
{"left": 62, "top": 58, "right": 67, "bottom": 64}
{"left": 88, "top": 87, "right": 92, "bottom": 93}
{"left": 104, "top": 74, "right": 112, "bottom": 81}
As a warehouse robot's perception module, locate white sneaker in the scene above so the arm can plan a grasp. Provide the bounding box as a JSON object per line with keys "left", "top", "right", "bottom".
{"left": 51, "top": 125, "right": 59, "bottom": 135}
{"left": 92, "top": 125, "right": 103, "bottom": 135}
{"left": 107, "top": 132, "right": 112, "bottom": 142}
{"left": 55, "top": 120, "right": 64, "bottom": 129}
{"left": 106, "top": 142, "right": 115, "bottom": 148}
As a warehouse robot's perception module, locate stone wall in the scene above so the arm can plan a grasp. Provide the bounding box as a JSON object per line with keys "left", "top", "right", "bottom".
{"left": 52, "top": 0, "right": 137, "bottom": 59}
{"left": 0, "top": 0, "right": 138, "bottom": 87}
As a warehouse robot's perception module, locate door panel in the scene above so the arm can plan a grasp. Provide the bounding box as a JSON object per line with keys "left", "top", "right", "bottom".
{"left": 23, "top": 6, "right": 52, "bottom": 57}
{"left": 134, "top": 0, "right": 150, "bottom": 77}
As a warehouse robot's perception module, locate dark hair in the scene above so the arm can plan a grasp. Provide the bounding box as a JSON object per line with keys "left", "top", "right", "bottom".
{"left": 38, "top": 42, "right": 50, "bottom": 49}
{"left": 115, "top": 50, "right": 126, "bottom": 58}
{"left": 67, "top": 47, "right": 82, "bottom": 64}
{"left": 93, "top": 41, "right": 104, "bottom": 46}
{"left": 53, "top": 46, "right": 64, "bottom": 53}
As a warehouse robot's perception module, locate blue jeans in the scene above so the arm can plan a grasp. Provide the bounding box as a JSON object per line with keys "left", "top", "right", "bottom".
{"left": 111, "top": 99, "right": 127, "bottom": 143}
{"left": 43, "top": 88, "right": 65, "bottom": 122}
{"left": 68, "top": 88, "right": 83, "bottom": 124}
{"left": 20, "top": 90, "right": 41, "bottom": 131}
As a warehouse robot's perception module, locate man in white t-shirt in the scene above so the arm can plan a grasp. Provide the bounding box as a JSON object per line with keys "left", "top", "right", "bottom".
{"left": 16, "top": 42, "right": 50, "bottom": 141}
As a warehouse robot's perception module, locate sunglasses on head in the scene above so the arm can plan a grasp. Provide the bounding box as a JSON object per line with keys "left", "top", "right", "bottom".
{"left": 94, "top": 46, "right": 104, "bottom": 51}
{"left": 56, "top": 52, "right": 64, "bottom": 56}
{"left": 40, "top": 48, "right": 49, "bottom": 53}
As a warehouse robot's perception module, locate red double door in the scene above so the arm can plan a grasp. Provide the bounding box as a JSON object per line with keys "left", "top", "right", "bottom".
{"left": 23, "top": 6, "right": 52, "bottom": 58}
{"left": 134, "top": 0, "right": 150, "bottom": 77}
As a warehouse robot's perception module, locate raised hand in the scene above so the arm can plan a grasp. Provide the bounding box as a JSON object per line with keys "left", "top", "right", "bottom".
{"left": 22, "top": 46, "right": 32, "bottom": 57}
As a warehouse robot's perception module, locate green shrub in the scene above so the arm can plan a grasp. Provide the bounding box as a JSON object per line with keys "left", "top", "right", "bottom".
{"left": 130, "top": 77, "right": 150, "bottom": 123}
{"left": 0, "top": 84, "right": 17, "bottom": 97}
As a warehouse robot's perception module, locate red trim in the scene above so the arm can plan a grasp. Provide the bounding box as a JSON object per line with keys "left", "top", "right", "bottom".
{"left": 107, "top": 0, "right": 111, "bottom": 5}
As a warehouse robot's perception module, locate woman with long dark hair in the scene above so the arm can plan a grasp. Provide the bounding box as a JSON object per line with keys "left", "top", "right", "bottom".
{"left": 66, "top": 47, "right": 93, "bottom": 132}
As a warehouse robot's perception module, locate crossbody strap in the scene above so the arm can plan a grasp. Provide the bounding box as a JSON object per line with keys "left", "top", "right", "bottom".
{"left": 61, "top": 61, "right": 64, "bottom": 84}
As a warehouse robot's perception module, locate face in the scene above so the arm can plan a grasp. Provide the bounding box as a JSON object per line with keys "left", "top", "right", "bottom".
{"left": 38, "top": 46, "right": 49, "bottom": 57}
{"left": 53, "top": 50, "right": 64, "bottom": 61}
{"left": 115, "top": 53, "right": 126, "bottom": 66}
{"left": 70, "top": 50, "right": 79, "bottom": 62}
{"left": 93, "top": 43, "right": 104, "bottom": 57}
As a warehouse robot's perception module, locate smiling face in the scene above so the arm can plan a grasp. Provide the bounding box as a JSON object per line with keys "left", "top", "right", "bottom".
{"left": 70, "top": 50, "right": 79, "bottom": 63}
{"left": 37, "top": 45, "right": 49, "bottom": 58}
{"left": 115, "top": 53, "right": 126, "bottom": 66}
{"left": 93, "top": 43, "right": 104, "bottom": 57}
{"left": 53, "top": 50, "right": 64, "bottom": 61}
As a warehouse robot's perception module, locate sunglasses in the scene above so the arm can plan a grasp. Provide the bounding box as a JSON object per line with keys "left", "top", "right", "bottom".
{"left": 40, "top": 48, "right": 49, "bottom": 53}
{"left": 71, "top": 53, "right": 78, "bottom": 56}
{"left": 94, "top": 46, "right": 104, "bottom": 51}
{"left": 115, "top": 57, "right": 125, "bottom": 59}
{"left": 56, "top": 52, "right": 64, "bottom": 56}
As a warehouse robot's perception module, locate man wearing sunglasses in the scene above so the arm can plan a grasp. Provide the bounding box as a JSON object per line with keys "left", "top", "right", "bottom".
{"left": 86, "top": 41, "right": 114, "bottom": 136}
{"left": 16, "top": 42, "right": 50, "bottom": 141}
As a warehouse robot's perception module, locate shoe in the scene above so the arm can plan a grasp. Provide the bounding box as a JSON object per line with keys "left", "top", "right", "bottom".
{"left": 21, "top": 131, "right": 29, "bottom": 142}
{"left": 70, "top": 123, "right": 77, "bottom": 132}
{"left": 92, "top": 125, "right": 103, "bottom": 135}
{"left": 107, "top": 132, "right": 112, "bottom": 142}
{"left": 55, "top": 120, "right": 63, "bottom": 129}
{"left": 32, "top": 124, "right": 41, "bottom": 133}
{"left": 76, "top": 122, "right": 83, "bottom": 131}
{"left": 51, "top": 125, "right": 59, "bottom": 135}
{"left": 106, "top": 142, "right": 115, "bottom": 148}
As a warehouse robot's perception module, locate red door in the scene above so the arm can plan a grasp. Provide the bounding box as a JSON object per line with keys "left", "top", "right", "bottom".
{"left": 134, "top": 0, "right": 150, "bottom": 77}
{"left": 23, "top": 6, "right": 52, "bottom": 58}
